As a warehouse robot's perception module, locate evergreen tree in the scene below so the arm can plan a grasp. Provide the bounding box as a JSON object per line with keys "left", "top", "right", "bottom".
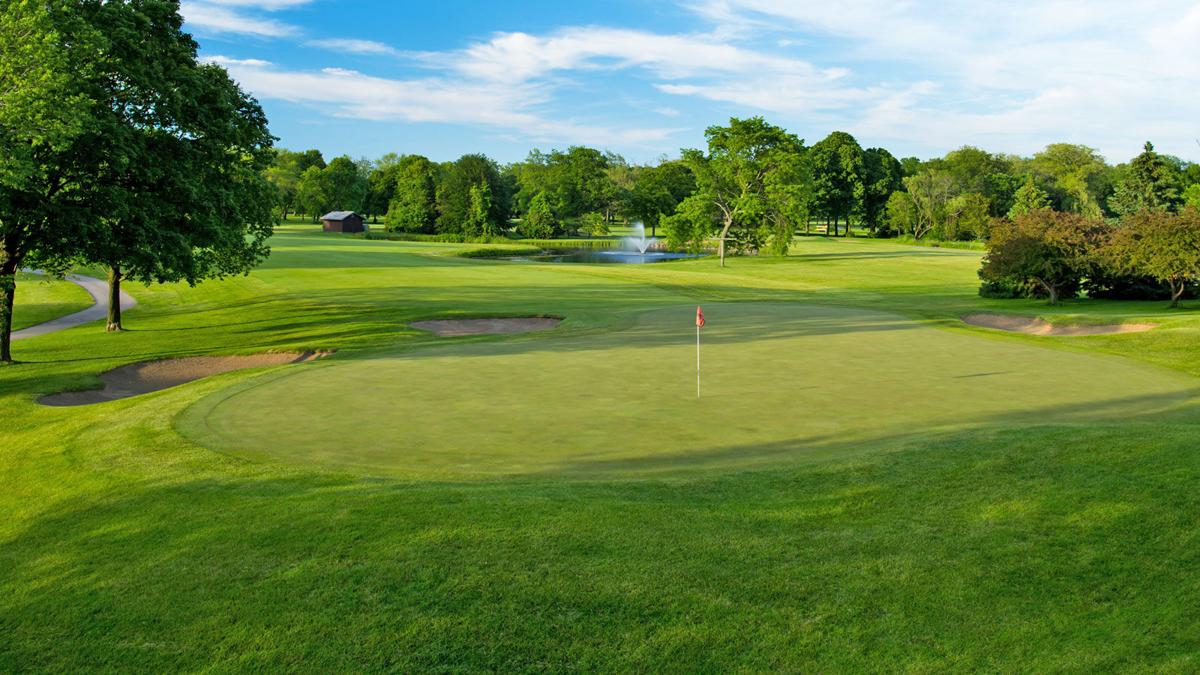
{"left": 1007, "top": 177, "right": 1052, "bottom": 219}
{"left": 1107, "top": 142, "right": 1181, "bottom": 216}
{"left": 519, "top": 192, "right": 558, "bottom": 239}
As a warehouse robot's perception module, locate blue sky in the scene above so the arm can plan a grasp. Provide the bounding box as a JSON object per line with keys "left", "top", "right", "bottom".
{"left": 183, "top": 0, "right": 1200, "bottom": 165}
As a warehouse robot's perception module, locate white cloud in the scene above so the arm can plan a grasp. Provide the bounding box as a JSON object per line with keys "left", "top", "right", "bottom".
{"left": 204, "top": 56, "right": 680, "bottom": 146}
{"left": 181, "top": 2, "right": 299, "bottom": 37}
{"left": 684, "top": 0, "right": 1200, "bottom": 160}
{"left": 304, "top": 39, "right": 399, "bottom": 56}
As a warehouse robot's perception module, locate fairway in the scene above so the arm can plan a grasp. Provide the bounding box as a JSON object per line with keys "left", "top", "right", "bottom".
{"left": 181, "top": 303, "right": 1200, "bottom": 479}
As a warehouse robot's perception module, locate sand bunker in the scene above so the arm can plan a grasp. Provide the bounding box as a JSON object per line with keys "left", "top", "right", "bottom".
{"left": 962, "top": 313, "right": 1156, "bottom": 336}
{"left": 40, "top": 352, "right": 327, "bottom": 406}
{"left": 411, "top": 317, "right": 562, "bottom": 336}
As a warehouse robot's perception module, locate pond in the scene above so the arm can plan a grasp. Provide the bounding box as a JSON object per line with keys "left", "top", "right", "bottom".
{"left": 523, "top": 250, "right": 703, "bottom": 264}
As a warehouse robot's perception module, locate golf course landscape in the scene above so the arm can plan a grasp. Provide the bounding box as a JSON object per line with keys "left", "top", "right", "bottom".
{"left": 5, "top": 224, "right": 1200, "bottom": 670}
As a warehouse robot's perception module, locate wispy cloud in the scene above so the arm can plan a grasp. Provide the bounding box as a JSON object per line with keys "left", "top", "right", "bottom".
{"left": 181, "top": 1, "right": 300, "bottom": 37}
{"left": 304, "top": 39, "right": 400, "bottom": 56}
{"left": 684, "top": 0, "right": 1200, "bottom": 159}
{"left": 203, "top": 56, "right": 681, "bottom": 146}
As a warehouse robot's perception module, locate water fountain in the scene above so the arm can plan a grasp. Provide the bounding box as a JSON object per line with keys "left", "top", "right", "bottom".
{"left": 622, "top": 221, "right": 657, "bottom": 254}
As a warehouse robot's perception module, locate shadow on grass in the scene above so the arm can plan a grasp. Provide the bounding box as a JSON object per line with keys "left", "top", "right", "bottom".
{"left": 4, "top": 421, "right": 1200, "bottom": 670}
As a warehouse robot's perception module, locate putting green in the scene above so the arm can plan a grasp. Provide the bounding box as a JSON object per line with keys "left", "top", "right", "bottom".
{"left": 178, "top": 303, "right": 1199, "bottom": 479}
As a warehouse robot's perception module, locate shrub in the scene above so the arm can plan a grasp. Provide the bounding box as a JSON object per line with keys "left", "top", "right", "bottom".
{"left": 979, "top": 209, "right": 1097, "bottom": 304}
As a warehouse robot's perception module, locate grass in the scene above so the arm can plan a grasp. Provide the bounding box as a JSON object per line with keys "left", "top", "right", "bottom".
{"left": 10, "top": 272, "right": 93, "bottom": 331}
{"left": 4, "top": 223, "right": 1200, "bottom": 670}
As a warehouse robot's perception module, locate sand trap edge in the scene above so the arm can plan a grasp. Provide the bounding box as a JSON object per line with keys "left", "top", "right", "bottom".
{"left": 962, "top": 313, "right": 1156, "bottom": 336}
{"left": 411, "top": 317, "right": 563, "bottom": 337}
{"left": 39, "top": 351, "right": 330, "bottom": 407}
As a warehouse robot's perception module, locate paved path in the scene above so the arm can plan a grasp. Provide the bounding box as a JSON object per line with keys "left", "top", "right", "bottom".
{"left": 13, "top": 273, "right": 137, "bottom": 341}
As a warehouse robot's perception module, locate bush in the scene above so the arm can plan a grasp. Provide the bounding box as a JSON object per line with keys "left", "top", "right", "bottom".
{"left": 978, "top": 209, "right": 1095, "bottom": 304}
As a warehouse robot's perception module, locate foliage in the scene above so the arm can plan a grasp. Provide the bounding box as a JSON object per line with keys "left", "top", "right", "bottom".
{"left": 385, "top": 155, "right": 438, "bottom": 233}
{"left": 466, "top": 182, "right": 497, "bottom": 238}
{"left": 518, "top": 192, "right": 559, "bottom": 239}
{"left": 1182, "top": 183, "right": 1200, "bottom": 209}
{"left": 930, "top": 146, "right": 1021, "bottom": 217}
{"left": 663, "top": 194, "right": 718, "bottom": 253}
{"left": 1107, "top": 142, "right": 1182, "bottom": 216}
{"left": 582, "top": 212, "right": 609, "bottom": 237}
{"left": 979, "top": 209, "right": 1098, "bottom": 304}
{"left": 437, "top": 154, "right": 509, "bottom": 235}
{"left": 944, "top": 193, "right": 992, "bottom": 241}
{"left": 883, "top": 191, "right": 918, "bottom": 238}
{"left": 1106, "top": 207, "right": 1200, "bottom": 307}
{"left": 1007, "top": 176, "right": 1052, "bottom": 219}
{"left": 902, "top": 170, "right": 956, "bottom": 239}
{"left": 681, "top": 117, "right": 805, "bottom": 264}
{"left": 809, "top": 131, "right": 865, "bottom": 235}
{"left": 265, "top": 149, "right": 326, "bottom": 217}
{"left": 860, "top": 148, "right": 903, "bottom": 232}
{"left": 510, "top": 147, "right": 620, "bottom": 221}
{"left": 0, "top": 0, "right": 101, "bottom": 360}
{"left": 627, "top": 161, "right": 695, "bottom": 237}
{"left": 1028, "top": 143, "right": 1111, "bottom": 217}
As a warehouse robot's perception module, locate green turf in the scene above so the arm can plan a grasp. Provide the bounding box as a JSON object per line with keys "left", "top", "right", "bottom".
{"left": 181, "top": 302, "right": 1198, "bottom": 479}
{"left": 4, "top": 225, "right": 1200, "bottom": 671}
{"left": 10, "top": 272, "right": 93, "bottom": 331}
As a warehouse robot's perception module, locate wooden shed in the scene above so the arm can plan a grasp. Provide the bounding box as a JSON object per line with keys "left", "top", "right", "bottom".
{"left": 321, "top": 211, "right": 366, "bottom": 233}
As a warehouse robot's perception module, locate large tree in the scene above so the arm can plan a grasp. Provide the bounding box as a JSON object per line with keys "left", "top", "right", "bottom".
{"left": 265, "top": 149, "right": 324, "bottom": 219}
{"left": 324, "top": 156, "right": 369, "bottom": 213}
{"left": 79, "top": 2, "right": 276, "bottom": 332}
{"left": 681, "top": 117, "right": 804, "bottom": 266}
{"left": 1108, "top": 142, "right": 1182, "bottom": 216}
{"left": 808, "top": 131, "right": 865, "bottom": 236}
{"left": 1029, "top": 143, "right": 1112, "bottom": 217}
{"left": 860, "top": 148, "right": 903, "bottom": 234}
{"left": 0, "top": 0, "right": 100, "bottom": 362}
{"left": 385, "top": 155, "right": 437, "bottom": 233}
{"left": 1108, "top": 207, "right": 1200, "bottom": 307}
{"left": 628, "top": 161, "right": 695, "bottom": 238}
{"left": 902, "top": 170, "right": 956, "bottom": 240}
{"left": 436, "top": 154, "right": 509, "bottom": 235}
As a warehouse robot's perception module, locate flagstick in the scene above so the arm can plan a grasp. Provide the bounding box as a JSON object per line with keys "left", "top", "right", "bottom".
{"left": 696, "top": 323, "right": 701, "bottom": 399}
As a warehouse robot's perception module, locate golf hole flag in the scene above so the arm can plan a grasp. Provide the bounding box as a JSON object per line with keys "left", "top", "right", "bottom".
{"left": 695, "top": 306, "right": 704, "bottom": 398}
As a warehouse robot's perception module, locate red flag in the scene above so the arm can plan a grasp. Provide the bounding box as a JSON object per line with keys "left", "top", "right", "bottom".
{"left": 695, "top": 306, "right": 705, "bottom": 328}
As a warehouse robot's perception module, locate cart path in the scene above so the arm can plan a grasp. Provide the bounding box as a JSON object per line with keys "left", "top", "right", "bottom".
{"left": 13, "top": 273, "right": 137, "bottom": 340}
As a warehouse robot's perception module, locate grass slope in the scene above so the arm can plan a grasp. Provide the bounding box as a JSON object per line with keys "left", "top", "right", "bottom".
{"left": 3, "top": 225, "right": 1200, "bottom": 671}
{"left": 11, "top": 272, "right": 93, "bottom": 331}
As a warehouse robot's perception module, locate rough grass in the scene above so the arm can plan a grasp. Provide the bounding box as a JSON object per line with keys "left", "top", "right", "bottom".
{"left": 4, "top": 223, "right": 1200, "bottom": 671}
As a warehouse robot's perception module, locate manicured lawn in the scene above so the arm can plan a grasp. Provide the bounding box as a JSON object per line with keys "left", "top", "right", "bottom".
{"left": 3, "top": 225, "right": 1200, "bottom": 671}
{"left": 10, "top": 272, "right": 93, "bottom": 331}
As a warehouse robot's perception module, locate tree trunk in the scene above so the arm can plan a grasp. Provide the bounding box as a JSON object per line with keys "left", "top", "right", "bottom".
{"left": 0, "top": 255, "right": 17, "bottom": 364}
{"left": 716, "top": 213, "right": 734, "bottom": 268}
{"left": 106, "top": 265, "right": 123, "bottom": 332}
{"left": 1170, "top": 280, "right": 1185, "bottom": 308}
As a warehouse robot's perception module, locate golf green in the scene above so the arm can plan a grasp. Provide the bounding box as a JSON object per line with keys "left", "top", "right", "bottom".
{"left": 179, "top": 303, "right": 1199, "bottom": 479}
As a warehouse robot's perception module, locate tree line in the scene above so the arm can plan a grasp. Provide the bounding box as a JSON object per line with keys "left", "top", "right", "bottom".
{"left": 1, "top": 0, "right": 275, "bottom": 363}
{"left": 269, "top": 120, "right": 1200, "bottom": 269}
